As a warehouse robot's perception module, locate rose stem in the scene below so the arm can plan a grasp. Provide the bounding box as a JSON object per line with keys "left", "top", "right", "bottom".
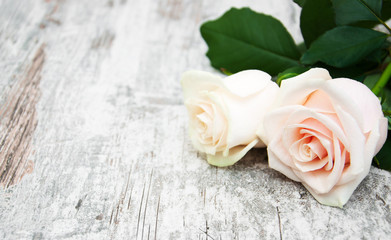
{"left": 372, "top": 62, "right": 391, "bottom": 96}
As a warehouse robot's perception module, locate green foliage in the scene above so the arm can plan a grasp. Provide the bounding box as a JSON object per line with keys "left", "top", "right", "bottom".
{"left": 374, "top": 134, "right": 391, "bottom": 171}
{"left": 200, "top": 3, "right": 391, "bottom": 171}
{"left": 276, "top": 66, "right": 310, "bottom": 85}
{"left": 301, "top": 26, "right": 387, "bottom": 68}
{"left": 300, "top": 0, "right": 336, "bottom": 47}
{"left": 200, "top": 8, "right": 301, "bottom": 76}
{"left": 364, "top": 73, "right": 381, "bottom": 89}
{"left": 332, "top": 0, "right": 382, "bottom": 25}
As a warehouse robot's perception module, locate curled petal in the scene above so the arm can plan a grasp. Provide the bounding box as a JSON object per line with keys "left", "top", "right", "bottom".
{"left": 276, "top": 68, "right": 331, "bottom": 107}
{"left": 323, "top": 78, "right": 383, "bottom": 134}
{"left": 303, "top": 165, "right": 365, "bottom": 208}
{"left": 294, "top": 135, "right": 345, "bottom": 194}
{"left": 269, "top": 135, "right": 297, "bottom": 170}
{"left": 334, "top": 106, "right": 366, "bottom": 184}
{"left": 268, "top": 148, "right": 301, "bottom": 182}
{"left": 181, "top": 70, "right": 223, "bottom": 101}
{"left": 222, "top": 70, "right": 272, "bottom": 97}
{"left": 207, "top": 138, "right": 259, "bottom": 167}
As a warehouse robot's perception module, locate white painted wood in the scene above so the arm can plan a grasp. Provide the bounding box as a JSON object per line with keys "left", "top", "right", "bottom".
{"left": 0, "top": 0, "right": 390, "bottom": 239}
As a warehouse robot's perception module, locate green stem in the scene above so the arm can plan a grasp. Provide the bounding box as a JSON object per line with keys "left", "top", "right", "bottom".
{"left": 373, "top": 156, "right": 380, "bottom": 167}
{"left": 372, "top": 62, "right": 391, "bottom": 96}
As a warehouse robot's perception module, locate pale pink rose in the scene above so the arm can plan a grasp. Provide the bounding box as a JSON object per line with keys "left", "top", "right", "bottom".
{"left": 258, "top": 68, "right": 388, "bottom": 207}
{"left": 182, "top": 70, "right": 279, "bottom": 167}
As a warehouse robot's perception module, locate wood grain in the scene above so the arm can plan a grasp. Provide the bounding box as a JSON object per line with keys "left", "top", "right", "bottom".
{"left": 0, "top": 44, "right": 44, "bottom": 187}
{"left": 0, "top": 0, "right": 390, "bottom": 239}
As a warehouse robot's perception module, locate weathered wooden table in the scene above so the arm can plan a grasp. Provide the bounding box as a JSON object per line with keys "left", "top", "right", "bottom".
{"left": 0, "top": 0, "right": 390, "bottom": 239}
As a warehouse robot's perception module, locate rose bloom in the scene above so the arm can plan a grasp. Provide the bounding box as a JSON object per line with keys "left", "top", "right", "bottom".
{"left": 258, "top": 68, "right": 387, "bottom": 207}
{"left": 182, "top": 70, "right": 278, "bottom": 167}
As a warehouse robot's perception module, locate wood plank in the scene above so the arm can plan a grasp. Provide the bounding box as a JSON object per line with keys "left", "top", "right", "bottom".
{"left": 0, "top": 0, "right": 390, "bottom": 239}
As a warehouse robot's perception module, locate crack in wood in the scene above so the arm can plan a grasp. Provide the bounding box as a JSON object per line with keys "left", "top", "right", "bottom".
{"left": 109, "top": 164, "right": 135, "bottom": 228}
{"left": 109, "top": 207, "right": 114, "bottom": 225}
{"left": 203, "top": 188, "right": 206, "bottom": 207}
{"left": 0, "top": 44, "right": 45, "bottom": 188}
{"left": 127, "top": 183, "right": 134, "bottom": 210}
{"left": 276, "top": 207, "right": 283, "bottom": 240}
{"left": 114, "top": 200, "right": 120, "bottom": 224}
{"left": 376, "top": 194, "right": 386, "bottom": 205}
{"left": 126, "top": 166, "right": 134, "bottom": 210}
{"left": 91, "top": 30, "right": 115, "bottom": 50}
{"left": 154, "top": 194, "right": 160, "bottom": 240}
{"left": 141, "top": 169, "right": 153, "bottom": 240}
{"left": 136, "top": 182, "right": 146, "bottom": 239}
{"left": 198, "top": 220, "right": 215, "bottom": 240}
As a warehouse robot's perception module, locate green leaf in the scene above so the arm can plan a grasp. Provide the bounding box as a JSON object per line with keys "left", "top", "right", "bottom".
{"left": 300, "top": 0, "right": 336, "bottom": 47}
{"left": 314, "top": 63, "right": 367, "bottom": 80}
{"left": 364, "top": 45, "right": 389, "bottom": 65}
{"left": 381, "top": 88, "right": 391, "bottom": 109}
{"left": 293, "top": 0, "right": 306, "bottom": 7}
{"left": 297, "top": 42, "right": 307, "bottom": 54}
{"left": 374, "top": 133, "right": 391, "bottom": 171}
{"left": 346, "top": 0, "right": 391, "bottom": 29}
{"left": 200, "top": 8, "right": 301, "bottom": 76}
{"left": 380, "top": 88, "right": 391, "bottom": 131}
{"left": 332, "top": 0, "right": 382, "bottom": 25}
{"left": 276, "top": 66, "right": 310, "bottom": 85}
{"left": 301, "top": 26, "right": 388, "bottom": 68}
{"left": 374, "top": 86, "right": 391, "bottom": 171}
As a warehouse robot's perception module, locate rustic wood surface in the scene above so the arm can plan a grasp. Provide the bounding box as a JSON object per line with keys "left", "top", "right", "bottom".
{"left": 0, "top": 0, "right": 390, "bottom": 239}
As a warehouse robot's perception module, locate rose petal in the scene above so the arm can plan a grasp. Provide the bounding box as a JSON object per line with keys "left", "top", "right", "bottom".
{"left": 211, "top": 103, "right": 225, "bottom": 144}
{"left": 285, "top": 107, "right": 348, "bottom": 146}
{"left": 307, "top": 137, "right": 327, "bottom": 159}
{"left": 303, "top": 90, "right": 335, "bottom": 113}
{"left": 181, "top": 71, "right": 223, "bottom": 102}
{"left": 294, "top": 134, "right": 345, "bottom": 194}
{"left": 289, "top": 135, "right": 315, "bottom": 162}
{"left": 302, "top": 177, "right": 353, "bottom": 208}
{"left": 283, "top": 118, "right": 333, "bottom": 154}
{"left": 276, "top": 68, "right": 332, "bottom": 107}
{"left": 207, "top": 138, "right": 259, "bottom": 167}
{"left": 268, "top": 147, "right": 301, "bottom": 182}
{"left": 299, "top": 128, "right": 334, "bottom": 168}
{"left": 221, "top": 82, "right": 279, "bottom": 148}
{"left": 309, "top": 121, "right": 387, "bottom": 207}
{"left": 302, "top": 159, "right": 366, "bottom": 208}
{"left": 323, "top": 78, "right": 383, "bottom": 134}
{"left": 289, "top": 135, "right": 330, "bottom": 173}
{"left": 221, "top": 70, "right": 272, "bottom": 97}
{"left": 334, "top": 106, "right": 366, "bottom": 184}
{"left": 371, "top": 117, "right": 388, "bottom": 155}
{"left": 260, "top": 106, "right": 298, "bottom": 145}
{"left": 294, "top": 157, "right": 329, "bottom": 172}
{"left": 268, "top": 135, "right": 297, "bottom": 169}
{"left": 301, "top": 116, "right": 335, "bottom": 138}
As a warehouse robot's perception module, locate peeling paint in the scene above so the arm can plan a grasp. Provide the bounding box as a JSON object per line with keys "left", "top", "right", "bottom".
{"left": 0, "top": 44, "right": 45, "bottom": 188}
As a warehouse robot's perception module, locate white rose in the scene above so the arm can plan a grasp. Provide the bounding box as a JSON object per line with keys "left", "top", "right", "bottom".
{"left": 182, "top": 70, "right": 279, "bottom": 167}
{"left": 258, "top": 68, "right": 388, "bottom": 207}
